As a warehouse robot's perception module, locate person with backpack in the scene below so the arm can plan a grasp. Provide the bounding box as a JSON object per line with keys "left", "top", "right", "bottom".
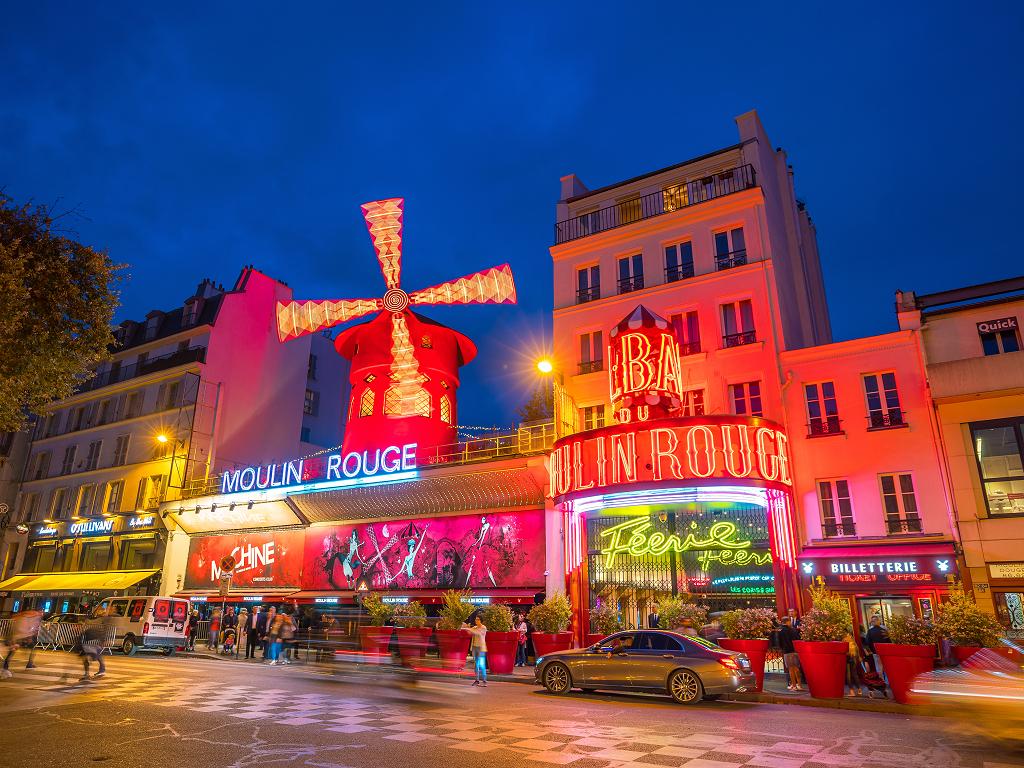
{"left": 864, "top": 615, "right": 892, "bottom": 687}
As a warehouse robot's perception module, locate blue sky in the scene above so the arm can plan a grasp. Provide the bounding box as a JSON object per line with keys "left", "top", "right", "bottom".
{"left": 3, "top": 3, "right": 1022, "bottom": 427}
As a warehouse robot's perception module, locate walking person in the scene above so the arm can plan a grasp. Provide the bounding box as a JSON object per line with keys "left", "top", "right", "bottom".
{"left": 514, "top": 613, "right": 528, "bottom": 667}
{"left": 278, "top": 610, "right": 296, "bottom": 665}
{"left": 864, "top": 615, "right": 891, "bottom": 687}
{"left": 778, "top": 615, "right": 802, "bottom": 691}
{"left": 235, "top": 608, "right": 249, "bottom": 658}
{"left": 267, "top": 609, "right": 286, "bottom": 665}
{"left": 260, "top": 606, "right": 276, "bottom": 660}
{"left": 80, "top": 606, "right": 112, "bottom": 681}
{"left": 462, "top": 615, "right": 488, "bottom": 686}
{"left": 1, "top": 609, "right": 42, "bottom": 677}
{"left": 186, "top": 609, "right": 200, "bottom": 651}
{"left": 246, "top": 607, "right": 261, "bottom": 659}
{"left": 843, "top": 630, "right": 864, "bottom": 697}
{"left": 209, "top": 607, "right": 222, "bottom": 651}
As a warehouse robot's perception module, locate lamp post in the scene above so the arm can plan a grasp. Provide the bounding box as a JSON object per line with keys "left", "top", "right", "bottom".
{"left": 535, "top": 357, "right": 578, "bottom": 439}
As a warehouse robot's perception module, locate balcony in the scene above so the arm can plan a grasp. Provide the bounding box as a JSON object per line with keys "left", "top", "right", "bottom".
{"left": 722, "top": 330, "right": 757, "bottom": 348}
{"left": 808, "top": 416, "right": 843, "bottom": 437}
{"left": 577, "top": 360, "right": 604, "bottom": 375}
{"left": 554, "top": 164, "right": 757, "bottom": 244}
{"left": 822, "top": 521, "right": 857, "bottom": 538}
{"left": 886, "top": 517, "right": 923, "bottom": 534}
{"left": 665, "top": 264, "right": 694, "bottom": 283}
{"left": 576, "top": 286, "right": 601, "bottom": 305}
{"left": 76, "top": 346, "right": 207, "bottom": 394}
{"left": 867, "top": 409, "right": 906, "bottom": 430}
{"left": 618, "top": 275, "right": 644, "bottom": 294}
{"left": 680, "top": 341, "right": 701, "bottom": 356}
{"left": 715, "top": 249, "right": 748, "bottom": 271}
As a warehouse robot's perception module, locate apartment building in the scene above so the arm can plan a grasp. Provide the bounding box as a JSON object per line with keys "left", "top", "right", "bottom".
{"left": 0, "top": 267, "right": 348, "bottom": 613}
{"left": 897, "top": 277, "right": 1024, "bottom": 635}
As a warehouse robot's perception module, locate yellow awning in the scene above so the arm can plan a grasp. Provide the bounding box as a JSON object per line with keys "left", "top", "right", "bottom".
{"left": 0, "top": 570, "right": 158, "bottom": 592}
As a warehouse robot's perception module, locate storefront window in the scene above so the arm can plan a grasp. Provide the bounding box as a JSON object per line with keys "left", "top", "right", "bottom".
{"left": 79, "top": 542, "right": 112, "bottom": 571}
{"left": 856, "top": 596, "right": 914, "bottom": 630}
{"left": 994, "top": 592, "right": 1024, "bottom": 635}
{"left": 971, "top": 419, "right": 1024, "bottom": 515}
{"left": 120, "top": 540, "right": 156, "bottom": 570}
{"left": 24, "top": 544, "right": 57, "bottom": 573}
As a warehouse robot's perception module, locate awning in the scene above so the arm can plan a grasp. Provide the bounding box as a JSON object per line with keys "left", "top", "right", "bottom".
{"left": 800, "top": 542, "right": 957, "bottom": 559}
{"left": 0, "top": 569, "right": 159, "bottom": 592}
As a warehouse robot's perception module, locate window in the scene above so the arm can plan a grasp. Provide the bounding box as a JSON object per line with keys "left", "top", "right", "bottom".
{"left": 125, "top": 391, "right": 144, "bottom": 419}
{"left": 80, "top": 542, "right": 112, "bottom": 571}
{"left": 818, "top": 479, "right": 856, "bottom": 537}
{"left": 359, "top": 389, "right": 375, "bottom": 417}
{"left": 663, "top": 183, "right": 688, "bottom": 211}
{"left": 616, "top": 196, "right": 642, "bottom": 225}
{"left": 805, "top": 382, "right": 841, "bottom": 436}
{"left": 580, "top": 405, "right": 605, "bottom": 431}
{"left": 863, "top": 372, "right": 904, "bottom": 428}
{"left": 113, "top": 435, "right": 130, "bottom": 466}
{"left": 617, "top": 254, "right": 644, "bottom": 294}
{"left": 96, "top": 399, "right": 112, "bottom": 425}
{"left": 45, "top": 413, "right": 61, "bottom": 437}
{"left": 17, "top": 493, "right": 38, "bottom": 523}
{"left": 104, "top": 480, "right": 124, "bottom": 514}
{"left": 136, "top": 475, "right": 165, "bottom": 510}
{"left": 714, "top": 228, "right": 747, "bottom": 270}
{"left": 136, "top": 352, "right": 148, "bottom": 371}
{"left": 145, "top": 314, "right": 161, "bottom": 340}
{"left": 680, "top": 388, "right": 705, "bottom": 417}
{"left": 308, "top": 354, "right": 318, "bottom": 380}
{"left": 721, "top": 300, "right": 756, "bottom": 347}
{"left": 980, "top": 325, "right": 1021, "bottom": 356}
{"left": 730, "top": 382, "right": 763, "bottom": 417}
{"left": 300, "top": 426, "right": 311, "bottom": 442}
{"left": 120, "top": 540, "right": 156, "bottom": 570}
{"left": 32, "top": 451, "right": 51, "bottom": 480}
{"left": 440, "top": 395, "right": 453, "bottom": 424}
{"left": 183, "top": 299, "right": 200, "bottom": 327}
{"left": 25, "top": 544, "right": 57, "bottom": 573}
{"left": 578, "top": 331, "right": 603, "bottom": 375}
{"left": 670, "top": 311, "right": 701, "bottom": 355}
{"left": 177, "top": 340, "right": 190, "bottom": 354}
{"left": 108, "top": 359, "right": 122, "bottom": 384}
{"left": 60, "top": 445, "right": 77, "bottom": 475}
{"left": 76, "top": 484, "right": 98, "bottom": 516}
{"left": 127, "top": 598, "right": 148, "bottom": 621}
{"left": 971, "top": 419, "right": 1024, "bottom": 515}
{"left": 879, "top": 473, "right": 922, "bottom": 533}
{"left": 576, "top": 265, "right": 600, "bottom": 304}
{"left": 664, "top": 242, "right": 694, "bottom": 283}
{"left": 49, "top": 488, "right": 69, "bottom": 520}
{"left": 158, "top": 381, "right": 181, "bottom": 411}
{"left": 304, "top": 388, "right": 319, "bottom": 416}
{"left": 70, "top": 407, "right": 85, "bottom": 432}
{"left": 85, "top": 440, "right": 102, "bottom": 471}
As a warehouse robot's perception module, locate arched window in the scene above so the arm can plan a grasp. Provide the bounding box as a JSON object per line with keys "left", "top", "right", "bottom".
{"left": 383, "top": 386, "right": 402, "bottom": 416}
{"left": 440, "top": 395, "right": 452, "bottom": 424}
{"left": 359, "top": 388, "right": 375, "bottom": 417}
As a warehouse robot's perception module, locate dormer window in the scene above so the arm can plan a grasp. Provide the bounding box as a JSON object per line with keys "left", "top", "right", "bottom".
{"left": 183, "top": 298, "right": 201, "bottom": 327}
{"left": 144, "top": 313, "right": 163, "bottom": 341}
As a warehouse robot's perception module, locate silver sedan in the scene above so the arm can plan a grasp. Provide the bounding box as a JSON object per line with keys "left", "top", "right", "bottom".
{"left": 534, "top": 630, "right": 756, "bottom": 704}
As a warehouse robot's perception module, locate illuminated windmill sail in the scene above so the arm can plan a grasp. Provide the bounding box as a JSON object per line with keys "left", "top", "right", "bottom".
{"left": 277, "top": 198, "right": 517, "bottom": 443}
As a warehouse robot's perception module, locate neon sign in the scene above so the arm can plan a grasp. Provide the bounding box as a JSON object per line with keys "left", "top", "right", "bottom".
{"left": 129, "top": 515, "right": 155, "bottom": 528}
{"left": 802, "top": 556, "right": 957, "bottom": 587}
{"left": 70, "top": 518, "right": 114, "bottom": 535}
{"left": 35, "top": 526, "right": 58, "bottom": 537}
{"left": 599, "top": 518, "right": 772, "bottom": 570}
{"left": 608, "top": 308, "right": 684, "bottom": 424}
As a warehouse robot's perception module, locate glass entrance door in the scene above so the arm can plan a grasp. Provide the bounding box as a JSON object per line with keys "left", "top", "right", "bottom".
{"left": 857, "top": 596, "right": 914, "bottom": 631}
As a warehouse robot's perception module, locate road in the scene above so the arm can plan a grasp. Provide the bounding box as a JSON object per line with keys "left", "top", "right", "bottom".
{"left": 0, "top": 651, "right": 1019, "bottom": 768}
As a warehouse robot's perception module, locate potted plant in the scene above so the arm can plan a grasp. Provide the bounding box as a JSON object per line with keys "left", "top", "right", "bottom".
{"left": 481, "top": 603, "right": 518, "bottom": 674}
{"left": 435, "top": 590, "right": 474, "bottom": 670}
{"left": 794, "top": 580, "right": 851, "bottom": 699}
{"left": 659, "top": 595, "right": 709, "bottom": 634}
{"left": 875, "top": 615, "right": 937, "bottom": 704}
{"left": 358, "top": 593, "right": 395, "bottom": 655}
{"left": 588, "top": 602, "right": 621, "bottom": 647}
{"left": 719, "top": 608, "right": 776, "bottom": 692}
{"left": 393, "top": 600, "right": 431, "bottom": 664}
{"left": 935, "top": 584, "right": 1003, "bottom": 664}
{"left": 529, "top": 593, "right": 574, "bottom": 657}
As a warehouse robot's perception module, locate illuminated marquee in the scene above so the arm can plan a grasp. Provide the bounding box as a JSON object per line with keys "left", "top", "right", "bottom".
{"left": 608, "top": 306, "right": 683, "bottom": 423}
{"left": 599, "top": 517, "right": 772, "bottom": 570}
{"left": 70, "top": 518, "right": 114, "bottom": 536}
{"left": 549, "top": 416, "right": 791, "bottom": 500}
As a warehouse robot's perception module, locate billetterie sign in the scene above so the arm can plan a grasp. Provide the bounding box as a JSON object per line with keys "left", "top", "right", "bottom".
{"left": 549, "top": 416, "right": 791, "bottom": 499}
{"left": 221, "top": 443, "right": 417, "bottom": 494}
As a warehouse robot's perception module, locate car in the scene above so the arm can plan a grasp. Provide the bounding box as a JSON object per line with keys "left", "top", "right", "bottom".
{"left": 43, "top": 612, "right": 88, "bottom": 625}
{"left": 534, "top": 629, "right": 756, "bottom": 704}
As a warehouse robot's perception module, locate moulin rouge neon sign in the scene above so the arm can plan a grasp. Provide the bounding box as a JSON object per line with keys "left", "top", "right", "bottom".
{"left": 549, "top": 416, "right": 791, "bottom": 500}
{"left": 599, "top": 518, "right": 773, "bottom": 569}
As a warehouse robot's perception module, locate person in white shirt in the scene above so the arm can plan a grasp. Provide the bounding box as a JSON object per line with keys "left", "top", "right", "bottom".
{"left": 463, "top": 615, "right": 488, "bottom": 686}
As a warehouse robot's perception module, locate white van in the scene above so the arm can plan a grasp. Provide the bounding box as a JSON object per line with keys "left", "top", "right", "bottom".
{"left": 98, "top": 596, "right": 189, "bottom": 655}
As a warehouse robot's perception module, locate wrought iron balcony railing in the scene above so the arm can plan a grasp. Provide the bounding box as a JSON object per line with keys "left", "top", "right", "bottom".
{"left": 822, "top": 521, "right": 857, "bottom": 538}
{"left": 808, "top": 416, "right": 843, "bottom": 437}
{"left": 618, "top": 275, "right": 645, "bottom": 294}
{"left": 723, "top": 330, "right": 757, "bottom": 348}
{"left": 577, "top": 360, "right": 604, "bottom": 375}
{"left": 576, "top": 286, "right": 601, "bottom": 305}
{"left": 76, "top": 346, "right": 207, "bottom": 394}
{"left": 715, "top": 250, "right": 748, "bottom": 271}
{"left": 886, "top": 517, "right": 923, "bottom": 534}
{"left": 868, "top": 409, "right": 906, "bottom": 429}
{"left": 680, "top": 341, "right": 701, "bottom": 356}
{"left": 665, "top": 264, "right": 694, "bottom": 283}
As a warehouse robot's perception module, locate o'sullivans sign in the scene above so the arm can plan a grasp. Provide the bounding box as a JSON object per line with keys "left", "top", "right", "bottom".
{"left": 549, "top": 415, "right": 791, "bottom": 500}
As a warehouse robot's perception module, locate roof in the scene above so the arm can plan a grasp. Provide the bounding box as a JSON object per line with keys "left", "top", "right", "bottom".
{"left": 115, "top": 293, "right": 223, "bottom": 350}
{"left": 914, "top": 276, "right": 1024, "bottom": 317}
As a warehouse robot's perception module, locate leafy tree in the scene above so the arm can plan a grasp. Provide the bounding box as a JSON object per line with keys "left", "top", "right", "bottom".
{"left": 0, "top": 195, "right": 122, "bottom": 431}
{"left": 516, "top": 382, "right": 553, "bottom": 424}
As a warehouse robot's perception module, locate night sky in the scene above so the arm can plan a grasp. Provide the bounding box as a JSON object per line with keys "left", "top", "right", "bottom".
{"left": 3, "top": 4, "right": 1021, "bottom": 428}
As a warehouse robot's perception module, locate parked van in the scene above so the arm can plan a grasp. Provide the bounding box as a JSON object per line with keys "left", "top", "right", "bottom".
{"left": 98, "top": 596, "right": 189, "bottom": 655}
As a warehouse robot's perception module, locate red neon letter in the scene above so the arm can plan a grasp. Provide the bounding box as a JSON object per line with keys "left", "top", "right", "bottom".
{"left": 686, "top": 425, "right": 716, "bottom": 478}
{"left": 650, "top": 427, "right": 684, "bottom": 482}
{"left": 610, "top": 432, "right": 638, "bottom": 485}
{"left": 572, "top": 440, "right": 595, "bottom": 492}
{"left": 755, "top": 427, "right": 779, "bottom": 482}
{"left": 654, "top": 333, "right": 682, "bottom": 395}
{"left": 721, "top": 424, "right": 753, "bottom": 478}
{"left": 621, "top": 333, "right": 654, "bottom": 393}
{"left": 776, "top": 431, "right": 792, "bottom": 485}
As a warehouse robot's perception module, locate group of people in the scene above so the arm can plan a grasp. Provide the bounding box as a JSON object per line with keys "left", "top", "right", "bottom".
{"left": 186, "top": 605, "right": 299, "bottom": 664}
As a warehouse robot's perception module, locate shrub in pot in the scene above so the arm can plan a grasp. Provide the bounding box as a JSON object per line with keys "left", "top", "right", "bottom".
{"left": 481, "top": 603, "right": 517, "bottom": 674}
{"left": 358, "top": 593, "right": 394, "bottom": 655}
{"left": 935, "top": 584, "right": 1003, "bottom": 664}
{"left": 529, "top": 593, "right": 574, "bottom": 658}
{"left": 794, "top": 581, "right": 851, "bottom": 699}
{"left": 719, "top": 608, "right": 776, "bottom": 692}
{"left": 393, "top": 601, "right": 431, "bottom": 663}
{"left": 435, "top": 590, "right": 473, "bottom": 670}
{"left": 876, "top": 615, "right": 937, "bottom": 704}
{"left": 659, "top": 595, "right": 708, "bottom": 635}
{"left": 588, "top": 603, "right": 621, "bottom": 647}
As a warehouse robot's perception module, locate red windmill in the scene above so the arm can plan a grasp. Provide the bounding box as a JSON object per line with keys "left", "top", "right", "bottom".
{"left": 277, "top": 198, "right": 517, "bottom": 457}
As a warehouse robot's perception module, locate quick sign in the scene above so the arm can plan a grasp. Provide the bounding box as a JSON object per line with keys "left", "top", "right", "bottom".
{"left": 977, "top": 317, "right": 1018, "bottom": 334}
{"left": 70, "top": 518, "right": 114, "bottom": 535}
{"left": 801, "top": 556, "right": 956, "bottom": 586}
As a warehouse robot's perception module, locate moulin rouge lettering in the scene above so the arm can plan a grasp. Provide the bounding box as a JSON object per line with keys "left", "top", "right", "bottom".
{"left": 599, "top": 518, "right": 773, "bottom": 570}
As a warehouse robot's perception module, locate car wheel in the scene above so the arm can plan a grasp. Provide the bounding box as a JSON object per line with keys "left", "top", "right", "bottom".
{"left": 668, "top": 669, "right": 703, "bottom": 704}
{"left": 122, "top": 636, "right": 137, "bottom": 656}
{"left": 542, "top": 662, "right": 573, "bottom": 695}
{"left": 163, "top": 647, "right": 175, "bottom": 657}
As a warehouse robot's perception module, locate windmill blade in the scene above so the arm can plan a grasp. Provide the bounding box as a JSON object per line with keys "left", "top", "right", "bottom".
{"left": 386, "top": 312, "right": 431, "bottom": 417}
{"left": 361, "top": 198, "right": 404, "bottom": 291}
{"left": 409, "top": 263, "right": 517, "bottom": 307}
{"left": 276, "top": 298, "right": 381, "bottom": 342}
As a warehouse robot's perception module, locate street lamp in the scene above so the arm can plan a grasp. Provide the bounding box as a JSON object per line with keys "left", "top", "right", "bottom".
{"left": 536, "top": 358, "right": 554, "bottom": 375}
{"left": 156, "top": 433, "right": 169, "bottom": 444}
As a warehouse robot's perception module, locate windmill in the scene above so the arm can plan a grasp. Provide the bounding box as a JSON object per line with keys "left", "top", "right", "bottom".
{"left": 277, "top": 198, "right": 517, "bottom": 456}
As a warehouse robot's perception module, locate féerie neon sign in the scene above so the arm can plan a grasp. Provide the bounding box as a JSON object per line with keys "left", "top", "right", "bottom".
{"left": 599, "top": 518, "right": 772, "bottom": 569}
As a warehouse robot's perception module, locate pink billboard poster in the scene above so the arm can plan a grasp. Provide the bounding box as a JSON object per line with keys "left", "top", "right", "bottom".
{"left": 303, "top": 510, "right": 545, "bottom": 591}
{"left": 184, "top": 530, "right": 304, "bottom": 590}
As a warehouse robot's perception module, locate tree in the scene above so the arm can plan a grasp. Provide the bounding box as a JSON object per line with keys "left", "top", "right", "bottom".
{"left": 516, "top": 382, "right": 553, "bottom": 424}
{"left": 0, "top": 195, "right": 122, "bottom": 432}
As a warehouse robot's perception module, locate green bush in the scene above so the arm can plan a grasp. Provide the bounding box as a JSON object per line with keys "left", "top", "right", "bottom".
{"left": 721, "top": 608, "right": 777, "bottom": 640}
{"left": 887, "top": 615, "right": 938, "bottom": 645}
{"left": 659, "top": 595, "right": 708, "bottom": 631}
{"left": 361, "top": 593, "right": 394, "bottom": 627}
{"left": 528, "top": 593, "right": 573, "bottom": 634}
{"left": 393, "top": 600, "right": 427, "bottom": 629}
{"left": 481, "top": 603, "right": 514, "bottom": 632}
{"left": 590, "top": 603, "right": 622, "bottom": 635}
{"left": 935, "top": 584, "right": 1003, "bottom": 647}
{"left": 798, "top": 580, "right": 851, "bottom": 642}
{"left": 436, "top": 590, "right": 474, "bottom": 631}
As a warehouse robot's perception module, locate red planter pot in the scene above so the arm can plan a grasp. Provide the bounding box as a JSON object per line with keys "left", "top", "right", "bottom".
{"left": 719, "top": 638, "right": 770, "bottom": 692}
{"left": 532, "top": 632, "right": 573, "bottom": 658}
{"left": 487, "top": 631, "right": 519, "bottom": 674}
{"left": 794, "top": 640, "right": 847, "bottom": 699}
{"left": 396, "top": 626, "right": 432, "bottom": 664}
{"left": 875, "top": 643, "right": 935, "bottom": 704}
{"left": 951, "top": 645, "right": 983, "bottom": 664}
{"left": 358, "top": 625, "right": 394, "bottom": 656}
{"left": 435, "top": 629, "right": 471, "bottom": 671}
{"left": 586, "top": 633, "right": 608, "bottom": 648}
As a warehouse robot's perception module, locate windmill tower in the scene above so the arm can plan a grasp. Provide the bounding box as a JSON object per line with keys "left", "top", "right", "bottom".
{"left": 276, "top": 198, "right": 517, "bottom": 457}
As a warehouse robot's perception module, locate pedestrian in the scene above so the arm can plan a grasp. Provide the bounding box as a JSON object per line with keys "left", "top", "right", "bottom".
{"left": 462, "top": 615, "right": 488, "bottom": 686}
{"left": 246, "top": 607, "right": 262, "bottom": 659}
{"left": 260, "top": 606, "right": 276, "bottom": 659}
{"left": 186, "top": 609, "right": 200, "bottom": 651}
{"left": 843, "top": 630, "right": 863, "bottom": 697}
{"left": 209, "top": 607, "right": 222, "bottom": 651}
{"left": 1, "top": 609, "right": 42, "bottom": 677}
{"left": 865, "top": 615, "right": 891, "bottom": 685}
{"left": 647, "top": 603, "right": 660, "bottom": 629}
{"left": 235, "top": 608, "right": 249, "bottom": 657}
{"left": 524, "top": 615, "right": 536, "bottom": 664}
{"left": 514, "top": 613, "right": 528, "bottom": 667}
{"left": 279, "top": 610, "right": 296, "bottom": 665}
{"left": 267, "top": 610, "right": 286, "bottom": 665}
{"left": 80, "top": 606, "right": 111, "bottom": 681}
{"left": 786, "top": 608, "right": 801, "bottom": 631}
{"left": 778, "top": 616, "right": 802, "bottom": 691}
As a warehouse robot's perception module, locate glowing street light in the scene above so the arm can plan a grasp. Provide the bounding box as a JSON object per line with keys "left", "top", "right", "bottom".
{"left": 536, "top": 358, "right": 554, "bottom": 375}
{"left": 156, "top": 433, "right": 169, "bottom": 444}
